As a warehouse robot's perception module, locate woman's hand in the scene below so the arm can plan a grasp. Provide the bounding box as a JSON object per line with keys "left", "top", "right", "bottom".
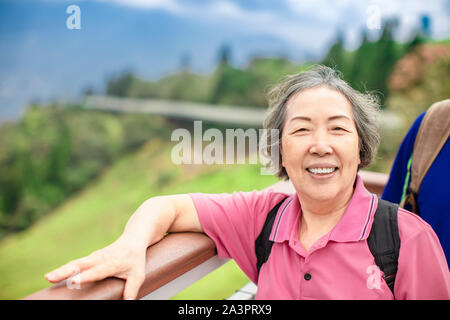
{"left": 44, "top": 194, "right": 202, "bottom": 300}
{"left": 44, "top": 235, "right": 147, "bottom": 300}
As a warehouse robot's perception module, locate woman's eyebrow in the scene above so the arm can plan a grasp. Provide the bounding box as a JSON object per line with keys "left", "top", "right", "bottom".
{"left": 328, "top": 115, "right": 351, "bottom": 121}
{"left": 288, "top": 115, "right": 351, "bottom": 122}
{"left": 289, "top": 116, "right": 311, "bottom": 122}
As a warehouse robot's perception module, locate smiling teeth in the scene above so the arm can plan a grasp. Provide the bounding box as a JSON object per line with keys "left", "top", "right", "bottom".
{"left": 308, "top": 167, "right": 336, "bottom": 174}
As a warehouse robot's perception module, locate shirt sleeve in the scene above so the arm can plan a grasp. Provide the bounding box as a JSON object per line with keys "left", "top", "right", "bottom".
{"left": 394, "top": 208, "right": 450, "bottom": 300}
{"left": 382, "top": 112, "right": 425, "bottom": 205}
{"left": 189, "top": 190, "right": 288, "bottom": 283}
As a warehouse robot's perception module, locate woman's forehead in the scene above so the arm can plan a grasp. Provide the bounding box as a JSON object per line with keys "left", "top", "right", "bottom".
{"left": 285, "top": 87, "right": 353, "bottom": 120}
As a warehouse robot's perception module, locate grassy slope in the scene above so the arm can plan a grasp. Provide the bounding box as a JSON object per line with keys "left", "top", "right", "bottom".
{"left": 0, "top": 138, "right": 277, "bottom": 299}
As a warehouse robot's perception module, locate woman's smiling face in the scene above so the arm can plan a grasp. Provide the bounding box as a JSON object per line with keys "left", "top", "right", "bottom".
{"left": 281, "top": 86, "right": 361, "bottom": 204}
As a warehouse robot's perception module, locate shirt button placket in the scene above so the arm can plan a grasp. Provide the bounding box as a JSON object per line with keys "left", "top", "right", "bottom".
{"left": 299, "top": 250, "right": 314, "bottom": 298}
{"left": 300, "top": 271, "right": 313, "bottom": 299}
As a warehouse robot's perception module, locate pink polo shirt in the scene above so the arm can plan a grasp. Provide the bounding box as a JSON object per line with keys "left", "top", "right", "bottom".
{"left": 190, "top": 175, "right": 450, "bottom": 300}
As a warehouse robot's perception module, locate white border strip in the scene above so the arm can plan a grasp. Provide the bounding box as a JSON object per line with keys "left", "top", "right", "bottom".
{"left": 227, "top": 282, "right": 257, "bottom": 300}
{"left": 141, "top": 256, "right": 229, "bottom": 300}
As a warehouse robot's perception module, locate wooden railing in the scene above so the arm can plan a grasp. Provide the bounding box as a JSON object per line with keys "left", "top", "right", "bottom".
{"left": 24, "top": 170, "right": 388, "bottom": 300}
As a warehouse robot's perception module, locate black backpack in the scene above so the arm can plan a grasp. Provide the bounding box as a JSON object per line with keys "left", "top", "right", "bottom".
{"left": 255, "top": 197, "right": 400, "bottom": 295}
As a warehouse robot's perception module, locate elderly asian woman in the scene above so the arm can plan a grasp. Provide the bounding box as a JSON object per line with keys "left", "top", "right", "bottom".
{"left": 45, "top": 65, "right": 450, "bottom": 300}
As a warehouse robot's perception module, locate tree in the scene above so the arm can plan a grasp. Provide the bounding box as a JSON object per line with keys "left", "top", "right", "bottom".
{"left": 348, "top": 31, "right": 376, "bottom": 92}
{"left": 180, "top": 53, "right": 191, "bottom": 72}
{"left": 210, "top": 44, "right": 253, "bottom": 105}
{"left": 210, "top": 64, "right": 253, "bottom": 105}
{"left": 370, "top": 19, "right": 399, "bottom": 105}
{"left": 106, "top": 70, "right": 136, "bottom": 97}
{"left": 322, "top": 32, "right": 349, "bottom": 78}
{"left": 218, "top": 44, "right": 232, "bottom": 66}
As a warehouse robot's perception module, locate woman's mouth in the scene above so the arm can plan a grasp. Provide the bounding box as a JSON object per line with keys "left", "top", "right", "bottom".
{"left": 307, "top": 167, "right": 337, "bottom": 174}
{"left": 306, "top": 166, "right": 339, "bottom": 179}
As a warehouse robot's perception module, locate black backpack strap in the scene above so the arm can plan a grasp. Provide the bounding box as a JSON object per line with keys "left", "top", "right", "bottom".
{"left": 367, "top": 198, "right": 401, "bottom": 296}
{"left": 255, "top": 197, "right": 289, "bottom": 278}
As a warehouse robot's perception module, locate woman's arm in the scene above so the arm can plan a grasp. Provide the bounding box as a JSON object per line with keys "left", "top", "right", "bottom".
{"left": 44, "top": 194, "right": 202, "bottom": 300}
{"left": 122, "top": 194, "right": 203, "bottom": 247}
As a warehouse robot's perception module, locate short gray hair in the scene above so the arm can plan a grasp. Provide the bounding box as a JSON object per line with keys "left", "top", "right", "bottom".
{"left": 262, "top": 64, "right": 381, "bottom": 180}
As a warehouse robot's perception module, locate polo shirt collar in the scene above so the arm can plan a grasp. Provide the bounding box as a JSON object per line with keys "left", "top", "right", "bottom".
{"left": 269, "top": 174, "right": 377, "bottom": 244}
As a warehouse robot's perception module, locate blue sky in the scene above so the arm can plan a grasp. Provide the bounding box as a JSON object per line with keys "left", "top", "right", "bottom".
{"left": 0, "top": 0, "right": 449, "bottom": 122}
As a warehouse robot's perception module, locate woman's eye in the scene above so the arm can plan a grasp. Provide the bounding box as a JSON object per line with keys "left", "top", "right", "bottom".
{"left": 332, "top": 127, "right": 345, "bottom": 131}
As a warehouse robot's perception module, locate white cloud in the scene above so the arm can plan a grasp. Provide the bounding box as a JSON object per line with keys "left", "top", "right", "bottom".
{"left": 369, "top": 0, "right": 450, "bottom": 39}
{"left": 284, "top": 0, "right": 449, "bottom": 48}
{"left": 91, "top": 0, "right": 449, "bottom": 54}
{"left": 285, "top": 0, "right": 356, "bottom": 24}
{"left": 99, "top": 0, "right": 185, "bottom": 14}
{"left": 173, "top": 0, "right": 335, "bottom": 56}
{"left": 99, "top": 0, "right": 449, "bottom": 43}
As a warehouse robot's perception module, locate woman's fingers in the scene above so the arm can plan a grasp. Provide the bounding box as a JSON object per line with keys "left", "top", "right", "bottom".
{"left": 43, "top": 241, "right": 147, "bottom": 300}
{"left": 45, "top": 255, "right": 98, "bottom": 283}
{"left": 74, "top": 264, "right": 120, "bottom": 285}
{"left": 123, "top": 272, "right": 145, "bottom": 300}
{"left": 45, "top": 263, "right": 80, "bottom": 283}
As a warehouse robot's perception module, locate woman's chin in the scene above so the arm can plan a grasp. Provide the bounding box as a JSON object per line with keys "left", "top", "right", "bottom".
{"left": 300, "top": 185, "right": 339, "bottom": 203}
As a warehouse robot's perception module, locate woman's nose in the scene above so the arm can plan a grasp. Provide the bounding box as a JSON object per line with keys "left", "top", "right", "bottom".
{"left": 309, "top": 132, "right": 333, "bottom": 156}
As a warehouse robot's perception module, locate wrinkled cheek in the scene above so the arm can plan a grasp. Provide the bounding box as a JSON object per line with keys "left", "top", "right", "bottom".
{"left": 282, "top": 154, "right": 302, "bottom": 174}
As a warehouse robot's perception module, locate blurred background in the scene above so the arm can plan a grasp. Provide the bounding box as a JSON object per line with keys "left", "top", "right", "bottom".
{"left": 0, "top": 0, "right": 449, "bottom": 299}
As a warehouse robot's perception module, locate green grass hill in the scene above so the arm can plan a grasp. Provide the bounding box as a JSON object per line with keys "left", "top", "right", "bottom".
{"left": 0, "top": 138, "right": 278, "bottom": 299}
